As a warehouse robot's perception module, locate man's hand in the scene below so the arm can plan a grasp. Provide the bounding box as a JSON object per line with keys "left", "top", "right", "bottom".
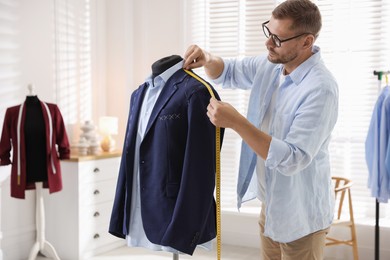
{"left": 183, "top": 45, "right": 224, "bottom": 79}
{"left": 207, "top": 97, "right": 271, "bottom": 160}
{"left": 207, "top": 97, "right": 243, "bottom": 130}
{"left": 183, "top": 45, "right": 209, "bottom": 70}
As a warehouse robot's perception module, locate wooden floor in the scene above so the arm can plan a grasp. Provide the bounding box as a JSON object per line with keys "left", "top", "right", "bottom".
{"left": 35, "top": 244, "right": 260, "bottom": 260}
{"left": 34, "top": 242, "right": 346, "bottom": 260}
{"left": 88, "top": 245, "right": 260, "bottom": 260}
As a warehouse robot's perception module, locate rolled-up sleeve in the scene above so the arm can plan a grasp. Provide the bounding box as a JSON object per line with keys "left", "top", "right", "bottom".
{"left": 265, "top": 137, "right": 289, "bottom": 169}
{"left": 212, "top": 56, "right": 267, "bottom": 90}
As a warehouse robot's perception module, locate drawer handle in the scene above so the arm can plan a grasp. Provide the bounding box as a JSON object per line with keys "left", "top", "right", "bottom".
{"left": 93, "top": 167, "right": 100, "bottom": 173}
{"left": 94, "top": 233, "right": 100, "bottom": 239}
{"left": 93, "top": 211, "right": 100, "bottom": 217}
{"left": 93, "top": 190, "right": 100, "bottom": 195}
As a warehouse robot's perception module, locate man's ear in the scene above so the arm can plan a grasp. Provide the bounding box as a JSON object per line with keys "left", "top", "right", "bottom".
{"left": 303, "top": 35, "right": 315, "bottom": 49}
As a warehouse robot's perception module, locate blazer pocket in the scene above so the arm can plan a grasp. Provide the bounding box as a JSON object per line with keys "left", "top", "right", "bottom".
{"left": 158, "top": 107, "right": 183, "bottom": 121}
{"left": 166, "top": 183, "right": 180, "bottom": 198}
{"left": 158, "top": 113, "right": 182, "bottom": 121}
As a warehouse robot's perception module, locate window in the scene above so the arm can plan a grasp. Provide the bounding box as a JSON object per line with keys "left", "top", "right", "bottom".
{"left": 0, "top": 0, "right": 22, "bottom": 125}
{"left": 53, "top": 0, "right": 92, "bottom": 125}
{"left": 187, "top": 0, "right": 390, "bottom": 224}
{"left": 0, "top": 0, "right": 92, "bottom": 144}
{"left": 316, "top": 0, "right": 390, "bottom": 223}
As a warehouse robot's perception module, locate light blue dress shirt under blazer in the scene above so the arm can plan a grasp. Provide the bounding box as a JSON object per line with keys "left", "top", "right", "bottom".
{"left": 213, "top": 46, "right": 339, "bottom": 243}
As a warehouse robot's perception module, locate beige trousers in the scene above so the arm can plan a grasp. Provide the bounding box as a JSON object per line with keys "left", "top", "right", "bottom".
{"left": 259, "top": 206, "right": 329, "bottom": 260}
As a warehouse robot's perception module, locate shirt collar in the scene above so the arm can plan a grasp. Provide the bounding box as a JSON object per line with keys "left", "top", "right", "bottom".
{"left": 146, "top": 60, "right": 184, "bottom": 88}
{"left": 278, "top": 45, "right": 321, "bottom": 86}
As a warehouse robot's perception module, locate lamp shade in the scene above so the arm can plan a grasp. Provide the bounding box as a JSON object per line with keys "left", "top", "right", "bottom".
{"left": 99, "top": 116, "right": 118, "bottom": 135}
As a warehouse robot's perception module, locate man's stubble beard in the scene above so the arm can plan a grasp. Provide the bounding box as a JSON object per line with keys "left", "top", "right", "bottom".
{"left": 267, "top": 48, "right": 298, "bottom": 64}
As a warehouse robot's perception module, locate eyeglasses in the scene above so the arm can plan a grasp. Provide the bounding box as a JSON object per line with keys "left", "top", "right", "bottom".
{"left": 262, "top": 20, "right": 310, "bottom": 47}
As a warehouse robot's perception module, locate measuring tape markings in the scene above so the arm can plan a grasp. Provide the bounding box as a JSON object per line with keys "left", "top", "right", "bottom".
{"left": 184, "top": 69, "right": 222, "bottom": 260}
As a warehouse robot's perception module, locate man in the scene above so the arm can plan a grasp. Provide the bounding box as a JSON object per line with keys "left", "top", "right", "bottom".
{"left": 183, "top": 0, "right": 338, "bottom": 259}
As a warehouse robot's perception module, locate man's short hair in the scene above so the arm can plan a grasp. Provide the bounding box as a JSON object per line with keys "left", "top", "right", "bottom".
{"left": 272, "top": 0, "right": 322, "bottom": 38}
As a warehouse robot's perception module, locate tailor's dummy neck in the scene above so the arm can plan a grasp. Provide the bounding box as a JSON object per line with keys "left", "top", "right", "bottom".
{"left": 26, "top": 83, "right": 39, "bottom": 103}
{"left": 151, "top": 55, "right": 183, "bottom": 78}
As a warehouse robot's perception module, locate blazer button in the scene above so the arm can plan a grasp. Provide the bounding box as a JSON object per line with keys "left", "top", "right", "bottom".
{"left": 141, "top": 160, "right": 145, "bottom": 164}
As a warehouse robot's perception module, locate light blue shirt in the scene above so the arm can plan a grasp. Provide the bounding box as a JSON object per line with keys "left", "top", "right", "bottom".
{"left": 213, "top": 46, "right": 338, "bottom": 242}
{"left": 365, "top": 86, "right": 390, "bottom": 203}
{"left": 126, "top": 60, "right": 212, "bottom": 253}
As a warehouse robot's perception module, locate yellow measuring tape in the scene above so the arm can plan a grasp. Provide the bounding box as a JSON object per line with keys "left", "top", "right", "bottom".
{"left": 184, "top": 69, "right": 221, "bottom": 260}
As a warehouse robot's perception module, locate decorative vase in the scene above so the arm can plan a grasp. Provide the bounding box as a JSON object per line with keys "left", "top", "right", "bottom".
{"left": 79, "top": 120, "right": 100, "bottom": 155}
{"left": 78, "top": 137, "right": 89, "bottom": 156}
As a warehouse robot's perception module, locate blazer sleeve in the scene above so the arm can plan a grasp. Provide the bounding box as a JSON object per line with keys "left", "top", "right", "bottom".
{"left": 0, "top": 108, "right": 13, "bottom": 165}
{"left": 53, "top": 105, "right": 70, "bottom": 159}
{"left": 109, "top": 92, "right": 138, "bottom": 239}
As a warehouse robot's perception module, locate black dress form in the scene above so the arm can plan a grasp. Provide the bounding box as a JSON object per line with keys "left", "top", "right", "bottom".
{"left": 151, "top": 55, "right": 183, "bottom": 78}
{"left": 24, "top": 96, "right": 48, "bottom": 183}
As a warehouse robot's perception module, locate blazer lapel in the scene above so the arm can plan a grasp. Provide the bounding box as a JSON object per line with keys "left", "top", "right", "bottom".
{"left": 143, "top": 70, "right": 186, "bottom": 138}
{"left": 125, "top": 83, "right": 148, "bottom": 149}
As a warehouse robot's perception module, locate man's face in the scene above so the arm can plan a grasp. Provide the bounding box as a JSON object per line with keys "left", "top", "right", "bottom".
{"left": 263, "top": 18, "right": 304, "bottom": 64}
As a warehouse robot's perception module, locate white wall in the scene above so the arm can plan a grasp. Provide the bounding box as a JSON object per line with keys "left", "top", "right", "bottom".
{"left": 0, "top": 1, "right": 58, "bottom": 259}
{"left": 103, "top": 0, "right": 185, "bottom": 147}
{"left": 19, "top": 0, "right": 55, "bottom": 102}
{"left": 0, "top": 168, "right": 8, "bottom": 260}
{"left": 0, "top": 0, "right": 56, "bottom": 106}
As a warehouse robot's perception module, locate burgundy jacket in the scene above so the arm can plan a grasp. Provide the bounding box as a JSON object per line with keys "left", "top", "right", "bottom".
{"left": 0, "top": 99, "right": 70, "bottom": 199}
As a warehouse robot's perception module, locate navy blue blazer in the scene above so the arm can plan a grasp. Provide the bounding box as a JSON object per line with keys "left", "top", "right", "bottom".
{"left": 109, "top": 69, "right": 224, "bottom": 255}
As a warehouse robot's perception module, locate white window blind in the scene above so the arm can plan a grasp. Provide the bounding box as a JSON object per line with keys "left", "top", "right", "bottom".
{"left": 0, "top": 0, "right": 22, "bottom": 127}
{"left": 316, "top": 0, "right": 390, "bottom": 223}
{"left": 188, "top": 0, "right": 390, "bottom": 223}
{"left": 54, "top": 0, "right": 92, "bottom": 125}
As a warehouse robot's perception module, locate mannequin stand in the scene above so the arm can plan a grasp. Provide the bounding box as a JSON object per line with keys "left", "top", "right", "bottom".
{"left": 28, "top": 182, "right": 60, "bottom": 260}
{"left": 173, "top": 253, "right": 179, "bottom": 260}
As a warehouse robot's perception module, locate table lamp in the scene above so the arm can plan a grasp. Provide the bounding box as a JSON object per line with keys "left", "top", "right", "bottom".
{"left": 99, "top": 116, "right": 118, "bottom": 152}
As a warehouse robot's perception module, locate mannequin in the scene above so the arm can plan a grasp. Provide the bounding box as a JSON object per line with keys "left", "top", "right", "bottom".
{"left": 25, "top": 84, "right": 60, "bottom": 260}
{"left": 151, "top": 55, "right": 183, "bottom": 78}
{"left": 0, "top": 84, "right": 69, "bottom": 259}
{"left": 109, "top": 55, "right": 222, "bottom": 258}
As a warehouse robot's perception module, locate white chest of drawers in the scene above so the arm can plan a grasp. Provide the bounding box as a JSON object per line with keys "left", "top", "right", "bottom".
{"left": 44, "top": 151, "right": 125, "bottom": 260}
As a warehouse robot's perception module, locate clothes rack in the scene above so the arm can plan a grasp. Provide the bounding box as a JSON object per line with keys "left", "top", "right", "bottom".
{"left": 372, "top": 70, "right": 390, "bottom": 260}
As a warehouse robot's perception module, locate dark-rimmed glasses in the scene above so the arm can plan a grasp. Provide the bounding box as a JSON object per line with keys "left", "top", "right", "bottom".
{"left": 262, "top": 20, "right": 310, "bottom": 47}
